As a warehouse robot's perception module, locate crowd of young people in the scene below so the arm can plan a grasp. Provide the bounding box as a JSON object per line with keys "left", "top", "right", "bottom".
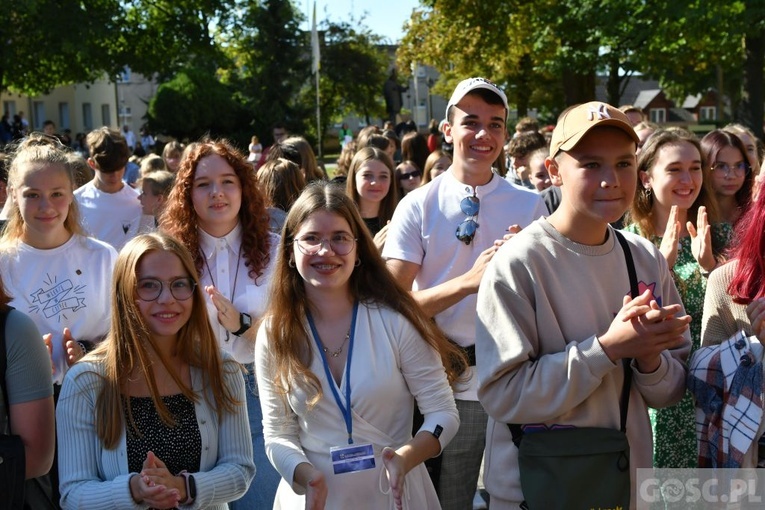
{"left": 3, "top": 78, "right": 765, "bottom": 510}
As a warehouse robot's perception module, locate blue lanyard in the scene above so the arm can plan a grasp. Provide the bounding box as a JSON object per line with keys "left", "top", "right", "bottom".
{"left": 306, "top": 301, "right": 359, "bottom": 445}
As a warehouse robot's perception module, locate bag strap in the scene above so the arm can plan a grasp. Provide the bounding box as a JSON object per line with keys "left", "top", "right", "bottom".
{"left": 509, "top": 230, "right": 636, "bottom": 443}
{"left": 613, "top": 230, "right": 634, "bottom": 433}
{"left": 0, "top": 306, "right": 14, "bottom": 434}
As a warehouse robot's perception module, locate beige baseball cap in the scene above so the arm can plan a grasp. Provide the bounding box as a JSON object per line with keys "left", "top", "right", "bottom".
{"left": 446, "top": 77, "right": 509, "bottom": 118}
{"left": 550, "top": 101, "right": 639, "bottom": 156}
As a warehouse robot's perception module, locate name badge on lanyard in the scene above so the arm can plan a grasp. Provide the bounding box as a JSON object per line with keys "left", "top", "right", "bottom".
{"left": 307, "top": 302, "right": 376, "bottom": 475}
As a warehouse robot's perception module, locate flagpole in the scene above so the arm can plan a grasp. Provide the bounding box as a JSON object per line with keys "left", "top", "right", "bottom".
{"left": 312, "top": 1, "right": 322, "bottom": 159}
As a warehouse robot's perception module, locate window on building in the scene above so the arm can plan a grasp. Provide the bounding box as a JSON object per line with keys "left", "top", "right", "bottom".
{"left": 58, "top": 102, "right": 70, "bottom": 130}
{"left": 33, "top": 101, "right": 46, "bottom": 130}
{"left": 649, "top": 108, "right": 666, "bottom": 124}
{"left": 101, "top": 104, "right": 111, "bottom": 127}
{"left": 119, "top": 67, "right": 132, "bottom": 83}
{"left": 83, "top": 103, "right": 93, "bottom": 131}
{"left": 700, "top": 106, "right": 717, "bottom": 121}
{"left": 119, "top": 104, "right": 132, "bottom": 127}
{"left": 3, "top": 101, "right": 16, "bottom": 117}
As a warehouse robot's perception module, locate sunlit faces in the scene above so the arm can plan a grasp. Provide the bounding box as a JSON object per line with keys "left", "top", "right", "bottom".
{"left": 354, "top": 160, "right": 391, "bottom": 209}
{"left": 138, "top": 181, "right": 164, "bottom": 216}
{"left": 641, "top": 141, "right": 703, "bottom": 212}
{"left": 732, "top": 131, "right": 761, "bottom": 175}
{"left": 444, "top": 94, "right": 506, "bottom": 167}
{"left": 548, "top": 127, "right": 637, "bottom": 227}
{"left": 13, "top": 162, "right": 74, "bottom": 248}
{"left": 191, "top": 154, "right": 242, "bottom": 236}
{"left": 635, "top": 127, "right": 656, "bottom": 155}
{"left": 164, "top": 151, "right": 182, "bottom": 173}
{"left": 292, "top": 210, "right": 357, "bottom": 297}
{"left": 396, "top": 161, "right": 422, "bottom": 194}
{"left": 384, "top": 139, "right": 397, "bottom": 161}
{"left": 710, "top": 146, "right": 747, "bottom": 198}
{"left": 429, "top": 155, "right": 451, "bottom": 180}
{"left": 528, "top": 154, "right": 552, "bottom": 192}
{"left": 135, "top": 250, "right": 193, "bottom": 344}
{"left": 93, "top": 167, "right": 125, "bottom": 193}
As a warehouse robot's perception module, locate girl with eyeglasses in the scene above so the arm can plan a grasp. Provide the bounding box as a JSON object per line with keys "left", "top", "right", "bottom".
{"left": 160, "top": 138, "right": 281, "bottom": 508}
{"left": 701, "top": 129, "right": 755, "bottom": 226}
{"left": 345, "top": 147, "right": 398, "bottom": 250}
{"left": 56, "top": 233, "right": 254, "bottom": 509}
{"left": 255, "top": 182, "right": 464, "bottom": 509}
{"left": 623, "top": 128, "right": 730, "bottom": 469}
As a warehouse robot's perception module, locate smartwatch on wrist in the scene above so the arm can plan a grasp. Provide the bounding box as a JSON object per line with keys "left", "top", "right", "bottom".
{"left": 232, "top": 312, "right": 252, "bottom": 336}
{"left": 178, "top": 471, "right": 196, "bottom": 504}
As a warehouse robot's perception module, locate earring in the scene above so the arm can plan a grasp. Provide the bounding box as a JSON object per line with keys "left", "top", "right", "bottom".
{"left": 288, "top": 258, "right": 296, "bottom": 268}
{"left": 644, "top": 187, "right": 652, "bottom": 197}
{"left": 354, "top": 259, "right": 361, "bottom": 267}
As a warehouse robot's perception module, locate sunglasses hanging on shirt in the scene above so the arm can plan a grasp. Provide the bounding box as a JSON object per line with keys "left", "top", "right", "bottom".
{"left": 455, "top": 193, "right": 480, "bottom": 245}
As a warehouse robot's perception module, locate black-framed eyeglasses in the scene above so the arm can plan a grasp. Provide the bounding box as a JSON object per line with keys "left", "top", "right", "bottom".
{"left": 711, "top": 161, "right": 750, "bottom": 178}
{"left": 294, "top": 233, "right": 357, "bottom": 256}
{"left": 398, "top": 170, "right": 422, "bottom": 181}
{"left": 456, "top": 194, "right": 480, "bottom": 245}
{"left": 136, "top": 277, "right": 197, "bottom": 301}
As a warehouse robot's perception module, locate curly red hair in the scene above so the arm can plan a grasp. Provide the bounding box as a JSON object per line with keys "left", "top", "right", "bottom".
{"left": 160, "top": 137, "right": 272, "bottom": 281}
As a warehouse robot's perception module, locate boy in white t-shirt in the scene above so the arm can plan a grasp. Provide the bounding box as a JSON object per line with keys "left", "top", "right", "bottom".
{"left": 383, "top": 78, "right": 546, "bottom": 510}
{"left": 75, "top": 127, "right": 151, "bottom": 251}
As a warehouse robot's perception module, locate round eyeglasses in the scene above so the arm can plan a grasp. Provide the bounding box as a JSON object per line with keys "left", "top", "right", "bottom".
{"left": 711, "top": 161, "right": 750, "bottom": 178}
{"left": 294, "top": 233, "right": 357, "bottom": 256}
{"left": 455, "top": 194, "right": 480, "bottom": 245}
{"left": 136, "top": 277, "right": 197, "bottom": 301}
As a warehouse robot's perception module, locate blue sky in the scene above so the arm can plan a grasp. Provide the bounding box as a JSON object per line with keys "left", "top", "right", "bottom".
{"left": 300, "top": 0, "right": 421, "bottom": 43}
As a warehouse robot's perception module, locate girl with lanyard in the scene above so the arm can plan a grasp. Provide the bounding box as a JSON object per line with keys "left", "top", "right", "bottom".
{"left": 56, "top": 233, "right": 254, "bottom": 509}
{"left": 255, "top": 182, "right": 463, "bottom": 509}
{"left": 161, "top": 138, "right": 281, "bottom": 509}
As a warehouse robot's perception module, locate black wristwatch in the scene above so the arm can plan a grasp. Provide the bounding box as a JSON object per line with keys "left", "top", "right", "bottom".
{"left": 178, "top": 471, "right": 196, "bottom": 504}
{"left": 232, "top": 312, "right": 252, "bottom": 336}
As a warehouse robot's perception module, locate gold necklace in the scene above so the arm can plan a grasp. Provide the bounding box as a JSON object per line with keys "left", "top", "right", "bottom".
{"left": 323, "top": 330, "right": 350, "bottom": 358}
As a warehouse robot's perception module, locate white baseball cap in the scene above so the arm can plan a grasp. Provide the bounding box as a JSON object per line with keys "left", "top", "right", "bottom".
{"left": 446, "top": 77, "right": 509, "bottom": 118}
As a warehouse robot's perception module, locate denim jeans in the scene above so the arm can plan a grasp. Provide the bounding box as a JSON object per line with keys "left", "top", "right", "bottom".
{"left": 229, "top": 365, "right": 281, "bottom": 509}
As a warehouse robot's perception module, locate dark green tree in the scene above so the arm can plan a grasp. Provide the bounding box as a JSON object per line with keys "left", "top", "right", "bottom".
{"left": 224, "top": 0, "right": 311, "bottom": 147}
{"left": 147, "top": 68, "right": 244, "bottom": 141}
{"left": 1, "top": 1, "right": 127, "bottom": 94}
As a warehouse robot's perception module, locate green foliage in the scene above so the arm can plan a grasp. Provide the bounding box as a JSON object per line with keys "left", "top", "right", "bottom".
{"left": 223, "top": 0, "right": 312, "bottom": 146}
{"left": 1, "top": 0, "right": 127, "bottom": 95}
{"left": 147, "top": 68, "right": 243, "bottom": 141}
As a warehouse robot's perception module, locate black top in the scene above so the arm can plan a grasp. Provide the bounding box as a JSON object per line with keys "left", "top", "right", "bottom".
{"left": 125, "top": 393, "right": 201, "bottom": 476}
{"left": 363, "top": 216, "right": 382, "bottom": 237}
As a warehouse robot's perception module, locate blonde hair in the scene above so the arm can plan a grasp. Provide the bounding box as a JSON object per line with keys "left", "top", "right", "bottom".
{"left": 139, "top": 154, "right": 166, "bottom": 177}
{"left": 1, "top": 134, "right": 85, "bottom": 247}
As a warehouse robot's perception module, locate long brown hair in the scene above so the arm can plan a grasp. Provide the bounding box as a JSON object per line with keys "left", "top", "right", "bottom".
{"left": 345, "top": 147, "right": 398, "bottom": 224}
{"left": 626, "top": 128, "right": 724, "bottom": 260}
{"left": 88, "top": 233, "right": 241, "bottom": 449}
{"left": 265, "top": 182, "right": 466, "bottom": 407}
{"left": 160, "top": 137, "right": 272, "bottom": 282}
